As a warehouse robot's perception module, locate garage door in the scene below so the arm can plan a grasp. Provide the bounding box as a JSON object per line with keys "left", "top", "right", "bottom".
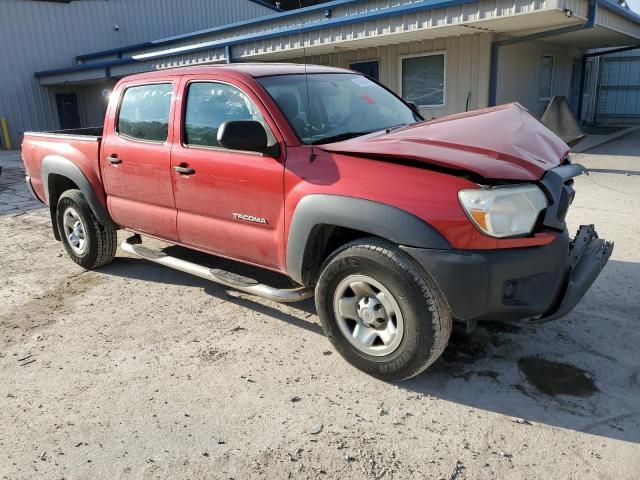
{"left": 595, "top": 49, "right": 640, "bottom": 125}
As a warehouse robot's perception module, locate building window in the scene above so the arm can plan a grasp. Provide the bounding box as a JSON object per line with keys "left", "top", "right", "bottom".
{"left": 117, "top": 83, "right": 173, "bottom": 142}
{"left": 184, "top": 82, "right": 268, "bottom": 148}
{"left": 539, "top": 55, "right": 554, "bottom": 101}
{"left": 349, "top": 60, "right": 380, "bottom": 81}
{"left": 400, "top": 52, "right": 445, "bottom": 107}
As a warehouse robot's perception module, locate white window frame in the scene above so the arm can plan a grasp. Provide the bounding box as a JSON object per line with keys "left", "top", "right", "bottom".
{"left": 538, "top": 54, "right": 555, "bottom": 102}
{"left": 398, "top": 51, "right": 446, "bottom": 108}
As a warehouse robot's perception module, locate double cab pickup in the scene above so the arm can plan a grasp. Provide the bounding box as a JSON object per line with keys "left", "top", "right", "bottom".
{"left": 22, "top": 64, "right": 613, "bottom": 380}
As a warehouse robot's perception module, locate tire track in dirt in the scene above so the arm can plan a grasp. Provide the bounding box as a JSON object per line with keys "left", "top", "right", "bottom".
{"left": 0, "top": 272, "right": 104, "bottom": 349}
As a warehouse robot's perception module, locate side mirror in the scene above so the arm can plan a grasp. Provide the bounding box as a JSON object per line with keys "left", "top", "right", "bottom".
{"left": 217, "top": 120, "right": 276, "bottom": 155}
{"left": 405, "top": 101, "right": 421, "bottom": 115}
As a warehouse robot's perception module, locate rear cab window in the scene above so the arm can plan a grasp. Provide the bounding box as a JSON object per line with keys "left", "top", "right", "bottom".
{"left": 117, "top": 83, "right": 173, "bottom": 142}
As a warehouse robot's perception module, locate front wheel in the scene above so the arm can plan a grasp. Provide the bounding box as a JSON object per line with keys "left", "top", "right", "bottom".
{"left": 315, "top": 238, "right": 452, "bottom": 381}
{"left": 56, "top": 189, "right": 117, "bottom": 269}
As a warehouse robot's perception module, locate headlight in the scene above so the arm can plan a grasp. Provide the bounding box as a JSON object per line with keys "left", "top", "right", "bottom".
{"left": 458, "top": 185, "right": 548, "bottom": 238}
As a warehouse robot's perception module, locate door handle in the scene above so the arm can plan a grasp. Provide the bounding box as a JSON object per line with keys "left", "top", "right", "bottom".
{"left": 173, "top": 165, "right": 195, "bottom": 175}
{"left": 107, "top": 155, "right": 122, "bottom": 165}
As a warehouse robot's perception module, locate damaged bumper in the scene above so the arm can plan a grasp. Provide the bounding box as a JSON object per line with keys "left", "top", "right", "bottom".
{"left": 402, "top": 225, "right": 613, "bottom": 324}
{"left": 537, "top": 225, "right": 613, "bottom": 322}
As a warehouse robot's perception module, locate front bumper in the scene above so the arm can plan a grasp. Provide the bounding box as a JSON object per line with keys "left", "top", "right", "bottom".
{"left": 402, "top": 225, "right": 613, "bottom": 324}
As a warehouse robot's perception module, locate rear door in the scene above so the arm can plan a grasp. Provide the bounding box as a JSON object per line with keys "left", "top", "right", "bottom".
{"left": 101, "top": 80, "right": 179, "bottom": 241}
{"left": 170, "top": 75, "right": 286, "bottom": 270}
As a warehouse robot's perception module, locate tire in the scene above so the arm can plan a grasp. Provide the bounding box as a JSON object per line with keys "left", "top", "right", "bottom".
{"left": 315, "top": 238, "right": 452, "bottom": 381}
{"left": 56, "top": 189, "right": 117, "bottom": 269}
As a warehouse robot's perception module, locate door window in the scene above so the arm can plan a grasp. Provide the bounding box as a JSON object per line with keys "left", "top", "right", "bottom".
{"left": 117, "top": 83, "right": 173, "bottom": 142}
{"left": 184, "top": 82, "right": 269, "bottom": 148}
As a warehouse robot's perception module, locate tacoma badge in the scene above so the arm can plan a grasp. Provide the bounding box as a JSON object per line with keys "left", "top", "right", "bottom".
{"left": 232, "top": 213, "right": 268, "bottom": 225}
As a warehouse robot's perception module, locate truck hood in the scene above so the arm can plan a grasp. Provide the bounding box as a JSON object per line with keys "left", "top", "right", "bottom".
{"left": 319, "top": 103, "right": 570, "bottom": 181}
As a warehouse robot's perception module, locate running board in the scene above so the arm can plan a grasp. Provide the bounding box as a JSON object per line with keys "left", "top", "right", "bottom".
{"left": 121, "top": 236, "right": 313, "bottom": 303}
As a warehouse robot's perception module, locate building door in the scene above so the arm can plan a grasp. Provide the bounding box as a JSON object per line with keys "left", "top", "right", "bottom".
{"left": 349, "top": 61, "right": 380, "bottom": 81}
{"left": 55, "top": 93, "right": 81, "bottom": 130}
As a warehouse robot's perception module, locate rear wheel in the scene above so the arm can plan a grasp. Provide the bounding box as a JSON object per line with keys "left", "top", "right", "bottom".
{"left": 56, "top": 189, "right": 117, "bottom": 269}
{"left": 315, "top": 238, "right": 452, "bottom": 381}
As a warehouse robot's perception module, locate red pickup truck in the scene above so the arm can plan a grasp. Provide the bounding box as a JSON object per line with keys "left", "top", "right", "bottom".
{"left": 22, "top": 64, "right": 612, "bottom": 380}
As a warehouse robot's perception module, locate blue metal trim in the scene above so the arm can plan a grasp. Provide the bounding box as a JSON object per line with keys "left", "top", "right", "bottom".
{"left": 38, "top": 0, "right": 480, "bottom": 79}
{"left": 36, "top": 58, "right": 136, "bottom": 77}
{"left": 584, "top": 44, "right": 640, "bottom": 57}
{"left": 489, "top": 0, "right": 597, "bottom": 106}
{"left": 75, "top": 0, "right": 365, "bottom": 62}
{"left": 596, "top": 0, "right": 640, "bottom": 23}
{"left": 225, "top": 45, "right": 233, "bottom": 64}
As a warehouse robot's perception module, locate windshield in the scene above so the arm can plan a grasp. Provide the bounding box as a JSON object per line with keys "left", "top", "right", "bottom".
{"left": 257, "top": 73, "right": 420, "bottom": 144}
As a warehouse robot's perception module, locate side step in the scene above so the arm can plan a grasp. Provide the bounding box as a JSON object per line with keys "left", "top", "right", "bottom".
{"left": 121, "top": 235, "right": 313, "bottom": 303}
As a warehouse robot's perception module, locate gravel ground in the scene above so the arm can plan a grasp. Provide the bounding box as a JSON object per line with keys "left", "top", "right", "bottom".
{"left": 1, "top": 134, "right": 639, "bottom": 480}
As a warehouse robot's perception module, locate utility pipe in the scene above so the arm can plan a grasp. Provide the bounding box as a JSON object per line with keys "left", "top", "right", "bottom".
{"left": 0, "top": 117, "right": 11, "bottom": 150}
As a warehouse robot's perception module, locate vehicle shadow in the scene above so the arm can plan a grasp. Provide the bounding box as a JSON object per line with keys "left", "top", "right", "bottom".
{"left": 101, "top": 249, "right": 640, "bottom": 444}
{"left": 100, "top": 252, "right": 322, "bottom": 336}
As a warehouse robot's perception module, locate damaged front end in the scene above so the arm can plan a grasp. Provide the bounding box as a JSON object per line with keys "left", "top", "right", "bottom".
{"left": 535, "top": 225, "right": 613, "bottom": 323}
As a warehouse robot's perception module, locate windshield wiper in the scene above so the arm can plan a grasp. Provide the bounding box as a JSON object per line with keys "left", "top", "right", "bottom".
{"left": 385, "top": 122, "right": 412, "bottom": 133}
{"left": 314, "top": 130, "right": 376, "bottom": 145}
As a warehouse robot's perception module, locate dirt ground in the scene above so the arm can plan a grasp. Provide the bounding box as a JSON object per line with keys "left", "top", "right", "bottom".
{"left": 1, "top": 132, "right": 639, "bottom": 480}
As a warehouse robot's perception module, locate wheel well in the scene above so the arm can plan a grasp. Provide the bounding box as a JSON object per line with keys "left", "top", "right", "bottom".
{"left": 49, "top": 174, "right": 79, "bottom": 205}
{"left": 47, "top": 174, "right": 79, "bottom": 240}
{"left": 301, "top": 225, "right": 376, "bottom": 286}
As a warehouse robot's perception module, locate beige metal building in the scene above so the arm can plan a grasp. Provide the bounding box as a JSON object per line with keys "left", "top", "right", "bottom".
{"left": 18, "top": 0, "right": 640, "bottom": 142}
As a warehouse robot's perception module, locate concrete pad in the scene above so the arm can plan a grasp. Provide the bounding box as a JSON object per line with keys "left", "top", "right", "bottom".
{"left": 571, "top": 126, "right": 639, "bottom": 154}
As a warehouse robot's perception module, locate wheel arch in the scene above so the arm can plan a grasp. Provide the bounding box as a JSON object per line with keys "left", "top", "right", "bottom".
{"left": 41, "top": 155, "right": 115, "bottom": 239}
{"left": 286, "top": 194, "right": 451, "bottom": 286}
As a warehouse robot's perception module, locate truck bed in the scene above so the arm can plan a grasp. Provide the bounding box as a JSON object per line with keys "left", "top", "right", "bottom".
{"left": 22, "top": 127, "right": 105, "bottom": 206}
{"left": 24, "top": 126, "right": 103, "bottom": 141}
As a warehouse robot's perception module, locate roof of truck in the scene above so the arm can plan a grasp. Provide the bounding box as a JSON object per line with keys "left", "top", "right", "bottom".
{"left": 121, "top": 63, "right": 352, "bottom": 81}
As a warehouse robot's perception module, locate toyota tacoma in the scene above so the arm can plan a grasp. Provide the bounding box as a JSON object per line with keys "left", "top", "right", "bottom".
{"left": 22, "top": 64, "right": 613, "bottom": 380}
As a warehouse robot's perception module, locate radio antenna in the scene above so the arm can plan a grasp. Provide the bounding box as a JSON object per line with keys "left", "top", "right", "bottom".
{"left": 299, "top": 0, "right": 316, "bottom": 161}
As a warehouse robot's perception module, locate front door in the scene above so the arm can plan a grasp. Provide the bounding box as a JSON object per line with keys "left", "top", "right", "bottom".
{"left": 100, "top": 81, "right": 179, "bottom": 241}
{"left": 56, "top": 93, "right": 81, "bottom": 130}
{"left": 170, "top": 76, "right": 285, "bottom": 270}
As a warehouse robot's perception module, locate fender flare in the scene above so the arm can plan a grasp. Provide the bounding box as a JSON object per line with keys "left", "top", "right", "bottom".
{"left": 41, "top": 155, "right": 115, "bottom": 229}
{"left": 286, "top": 194, "right": 451, "bottom": 285}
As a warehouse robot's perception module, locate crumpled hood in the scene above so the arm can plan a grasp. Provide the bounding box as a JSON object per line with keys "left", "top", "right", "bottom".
{"left": 319, "top": 103, "right": 570, "bottom": 181}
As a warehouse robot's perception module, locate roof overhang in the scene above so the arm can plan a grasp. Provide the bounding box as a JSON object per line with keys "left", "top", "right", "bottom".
{"left": 35, "top": 0, "right": 640, "bottom": 86}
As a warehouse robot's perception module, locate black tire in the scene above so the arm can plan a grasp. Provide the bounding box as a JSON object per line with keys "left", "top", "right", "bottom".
{"left": 315, "top": 238, "right": 452, "bottom": 381}
{"left": 56, "top": 189, "right": 117, "bottom": 269}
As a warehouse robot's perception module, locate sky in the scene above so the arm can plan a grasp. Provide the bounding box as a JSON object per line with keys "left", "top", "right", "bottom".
{"left": 627, "top": 0, "right": 640, "bottom": 13}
